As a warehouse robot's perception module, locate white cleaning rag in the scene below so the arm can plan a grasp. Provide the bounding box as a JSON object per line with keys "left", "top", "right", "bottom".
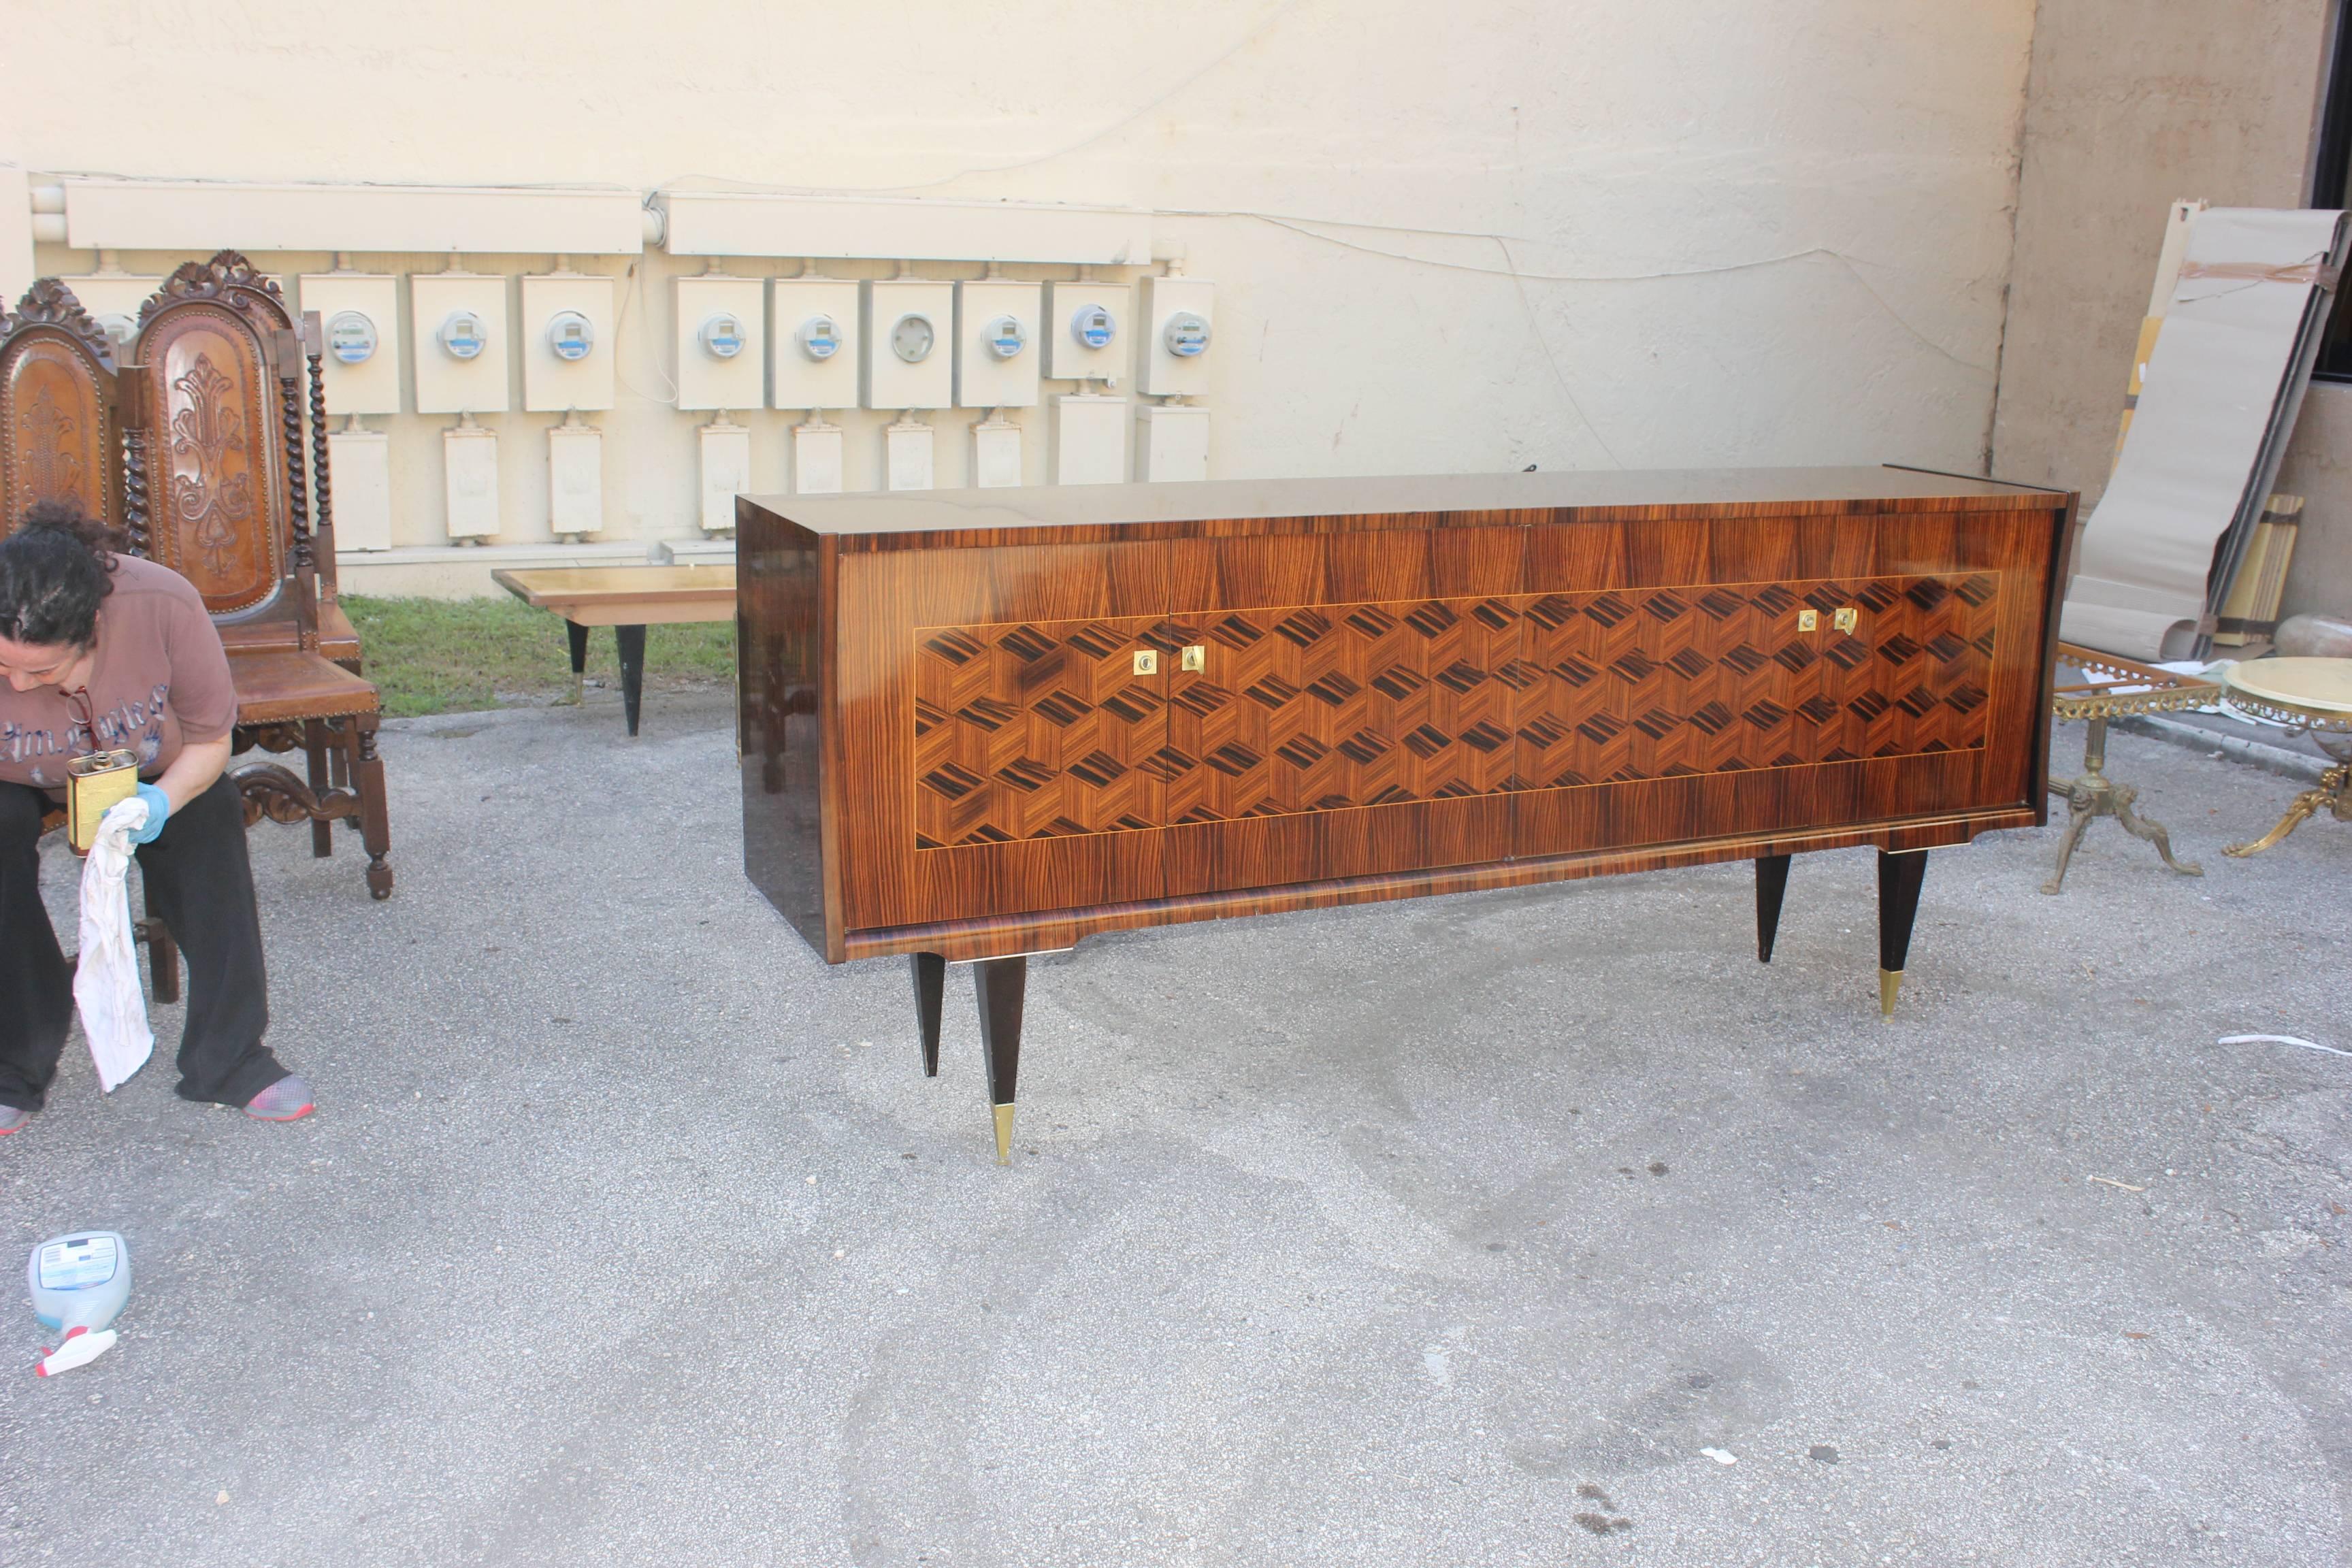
{"left": 73, "top": 796, "right": 153, "bottom": 1093}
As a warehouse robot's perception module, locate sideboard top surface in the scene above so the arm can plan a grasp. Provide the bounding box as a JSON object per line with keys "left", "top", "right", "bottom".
{"left": 745, "top": 466, "right": 2065, "bottom": 550}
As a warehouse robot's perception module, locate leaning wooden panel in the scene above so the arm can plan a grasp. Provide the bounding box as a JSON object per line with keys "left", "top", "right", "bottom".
{"left": 737, "top": 469, "right": 2074, "bottom": 1161}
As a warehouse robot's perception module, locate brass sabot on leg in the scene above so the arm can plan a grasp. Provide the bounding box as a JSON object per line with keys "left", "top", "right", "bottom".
{"left": 1879, "top": 968, "right": 1903, "bottom": 1018}
{"left": 992, "top": 1103, "right": 1015, "bottom": 1165}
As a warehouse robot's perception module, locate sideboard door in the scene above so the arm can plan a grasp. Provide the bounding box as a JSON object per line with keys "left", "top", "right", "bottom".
{"left": 1152, "top": 598, "right": 1526, "bottom": 823}
{"left": 912, "top": 615, "right": 1173, "bottom": 849}
{"left": 1510, "top": 570, "right": 2006, "bottom": 851}
{"left": 1511, "top": 574, "right": 1998, "bottom": 788}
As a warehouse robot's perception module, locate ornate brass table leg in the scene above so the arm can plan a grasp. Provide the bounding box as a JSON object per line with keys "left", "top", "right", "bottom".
{"left": 2042, "top": 715, "right": 2202, "bottom": 894}
{"left": 2223, "top": 760, "right": 2352, "bottom": 857}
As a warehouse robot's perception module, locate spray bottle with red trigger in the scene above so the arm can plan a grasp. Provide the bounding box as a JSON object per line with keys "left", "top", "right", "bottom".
{"left": 28, "top": 1232, "right": 131, "bottom": 1376}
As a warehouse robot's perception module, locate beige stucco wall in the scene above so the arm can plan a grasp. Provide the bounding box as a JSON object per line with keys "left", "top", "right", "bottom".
{"left": 1994, "top": 0, "right": 2330, "bottom": 506}
{"left": 3, "top": 0, "right": 2038, "bottom": 595}
{"left": 1992, "top": 0, "right": 2352, "bottom": 623}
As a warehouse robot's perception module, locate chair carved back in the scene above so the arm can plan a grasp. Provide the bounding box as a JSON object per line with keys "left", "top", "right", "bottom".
{"left": 127, "top": 251, "right": 319, "bottom": 644}
{"left": 0, "top": 279, "right": 124, "bottom": 535}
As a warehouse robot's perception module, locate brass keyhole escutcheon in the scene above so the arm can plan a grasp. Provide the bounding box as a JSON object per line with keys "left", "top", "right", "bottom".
{"left": 1797, "top": 609, "right": 1819, "bottom": 632}
{"left": 1833, "top": 607, "right": 1859, "bottom": 634}
{"left": 1180, "top": 645, "right": 1206, "bottom": 672}
{"left": 1133, "top": 649, "right": 1160, "bottom": 676}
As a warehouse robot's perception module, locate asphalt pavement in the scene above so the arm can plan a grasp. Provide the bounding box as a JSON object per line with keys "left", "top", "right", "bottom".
{"left": 1, "top": 691, "right": 2347, "bottom": 1567}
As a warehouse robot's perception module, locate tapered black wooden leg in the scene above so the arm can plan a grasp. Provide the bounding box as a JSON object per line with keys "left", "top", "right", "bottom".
{"left": 1754, "top": 853, "right": 1792, "bottom": 964}
{"left": 911, "top": 951, "right": 945, "bottom": 1077}
{"left": 972, "top": 956, "right": 1027, "bottom": 1164}
{"left": 566, "top": 619, "right": 591, "bottom": 705}
{"left": 616, "top": 624, "right": 647, "bottom": 737}
{"left": 1876, "top": 848, "right": 1928, "bottom": 1016}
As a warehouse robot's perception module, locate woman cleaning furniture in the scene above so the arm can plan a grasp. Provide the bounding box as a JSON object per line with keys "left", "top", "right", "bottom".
{"left": 0, "top": 500, "right": 311, "bottom": 1132}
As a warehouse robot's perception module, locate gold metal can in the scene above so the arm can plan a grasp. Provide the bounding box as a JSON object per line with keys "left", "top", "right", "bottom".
{"left": 65, "top": 750, "right": 140, "bottom": 855}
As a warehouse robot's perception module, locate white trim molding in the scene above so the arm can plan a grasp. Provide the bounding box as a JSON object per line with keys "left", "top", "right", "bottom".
{"left": 59, "top": 178, "right": 649, "bottom": 255}
{"left": 659, "top": 191, "right": 1152, "bottom": 263}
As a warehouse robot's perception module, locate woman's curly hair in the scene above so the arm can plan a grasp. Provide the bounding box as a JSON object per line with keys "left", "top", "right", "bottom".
{"left": 0, "top": 498, "right": 122, "bottom": 649}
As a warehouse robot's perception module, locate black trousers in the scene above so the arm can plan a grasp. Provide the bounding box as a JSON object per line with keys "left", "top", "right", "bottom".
{"left": 0, "top": 774, "right": 285, "bottom": 1111}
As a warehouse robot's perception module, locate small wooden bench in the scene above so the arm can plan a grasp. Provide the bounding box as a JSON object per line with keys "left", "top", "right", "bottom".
{"left": 493, "top": 565, "right": 736, "bottom": 736}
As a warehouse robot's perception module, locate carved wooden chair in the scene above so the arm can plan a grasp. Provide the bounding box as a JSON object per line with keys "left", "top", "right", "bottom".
{"left": 123, "top": 251, "right": 392, "bottom": 898}
{"left": 0, "top": 279, "right": 180, "bottom": 992}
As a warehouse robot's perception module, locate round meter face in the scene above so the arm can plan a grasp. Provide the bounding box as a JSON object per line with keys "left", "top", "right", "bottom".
{"left": 983, "top": 314, "right": 1028, "bottom": 360}
{"left": 1162, "top": 310, "right": 1211, "bottom": 359}
{"left": 546, "top": 310, "right": 595, "bottom": 362}
{"left": 700, "top": 312, "right": 747, "bottom": 360}
{"left": 95, "top": 313, "right": 137, "bottom": 349}
{"left": 890, "top": 313, "right": 936, "bottom": 364}
{"left": 438, "top": 310, "right": 488, "bottom": 361}
{"left": 326, "top": 310, "right": 377, "bottom": 365}
{"left": 798, "top": 314, "right": 841, "bottom": 361}
{"left": 1071, "top": 303, "right": 1117, "bottom": 350}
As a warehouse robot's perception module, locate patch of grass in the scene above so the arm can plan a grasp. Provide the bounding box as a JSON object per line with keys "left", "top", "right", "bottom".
{"left": 341, "top": 595, "right": 736, "bottom": 718}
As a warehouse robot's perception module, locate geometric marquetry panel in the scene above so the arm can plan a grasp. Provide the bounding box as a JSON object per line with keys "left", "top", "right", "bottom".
{"left": 910, "top": 574, "right": 1999, "bottom": 847}
{"left": 1510, "top": 573, "right": 1997, "bottom": 791}
{"left": 1153, "top": 598, "right": 1524, "bottom": 823}
{"left": 913, "top": 615, "right": 1169, "bottom": 849}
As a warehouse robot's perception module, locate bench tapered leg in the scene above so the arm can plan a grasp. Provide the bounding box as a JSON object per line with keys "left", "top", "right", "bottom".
{"left": 566, "top": 619, "right": 591, "bottom": 706}
{"left": 617, "top": 625, "right": 647, "bottom": 737}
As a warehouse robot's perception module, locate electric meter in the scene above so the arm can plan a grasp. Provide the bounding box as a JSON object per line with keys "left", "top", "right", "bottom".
{"left": 545, "top": 310, "right": 595, "bottom": 362}
{"left": 700, "top": 312, "right": 748, "bottom": 359}
{"left": 982, "top": 314, "right": 1028, "bottom": 360}
{"left": 1071, "top": 303, "right": 1117, "bottom": 350}
{"left": 798, "top": 313, "right": 842, "bottom": 361}
{"left": 1162, "top": 310, "right": 1211, "bottom": 359}
{"left": 890, "top": 313, "right": 936, "bottom": 364}
{"left": 326, "top": 310, "right": 377, "bottom": 365}
{"left": 438, "top": 309, "right": 489, "bottom": 361}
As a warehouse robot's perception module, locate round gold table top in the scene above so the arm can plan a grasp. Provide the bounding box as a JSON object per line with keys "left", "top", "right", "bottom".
{"left": 2223, "top": 656, "right": 2352, "bottom": 718}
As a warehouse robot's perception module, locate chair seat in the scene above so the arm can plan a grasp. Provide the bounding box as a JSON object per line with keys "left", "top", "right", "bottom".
{"left": 231, "top": 648, "right": 380, "bottom": 725}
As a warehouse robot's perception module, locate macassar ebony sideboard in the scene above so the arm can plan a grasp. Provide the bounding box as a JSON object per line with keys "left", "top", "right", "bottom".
{"left": 738, "top": 468, "right": 2074, "bottom": 1161}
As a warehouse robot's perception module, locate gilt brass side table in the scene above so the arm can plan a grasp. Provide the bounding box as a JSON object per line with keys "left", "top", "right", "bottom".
{"left": 2044, "top": 644, "right": 2217, "bottom": 894}
{"left": 2219, "top": 657, "right": 2352, "bottom": 856}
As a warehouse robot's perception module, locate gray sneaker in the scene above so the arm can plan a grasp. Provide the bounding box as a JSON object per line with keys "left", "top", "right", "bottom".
{"left": 0, "top": 1105, "right": 29, "bottom": 1136}
{"left": 244, "top": 1075, "right": 314, "bottom": 1122}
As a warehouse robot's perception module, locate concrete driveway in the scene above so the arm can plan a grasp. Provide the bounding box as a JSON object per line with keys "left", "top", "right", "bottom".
{"left": 2, "top": 693, "right": 2347, "bottom": 1567}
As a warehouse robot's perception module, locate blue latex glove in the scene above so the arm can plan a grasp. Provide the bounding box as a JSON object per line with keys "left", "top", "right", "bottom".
{"left": 128, "top": 783, "right": 169, "bottom": 846}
